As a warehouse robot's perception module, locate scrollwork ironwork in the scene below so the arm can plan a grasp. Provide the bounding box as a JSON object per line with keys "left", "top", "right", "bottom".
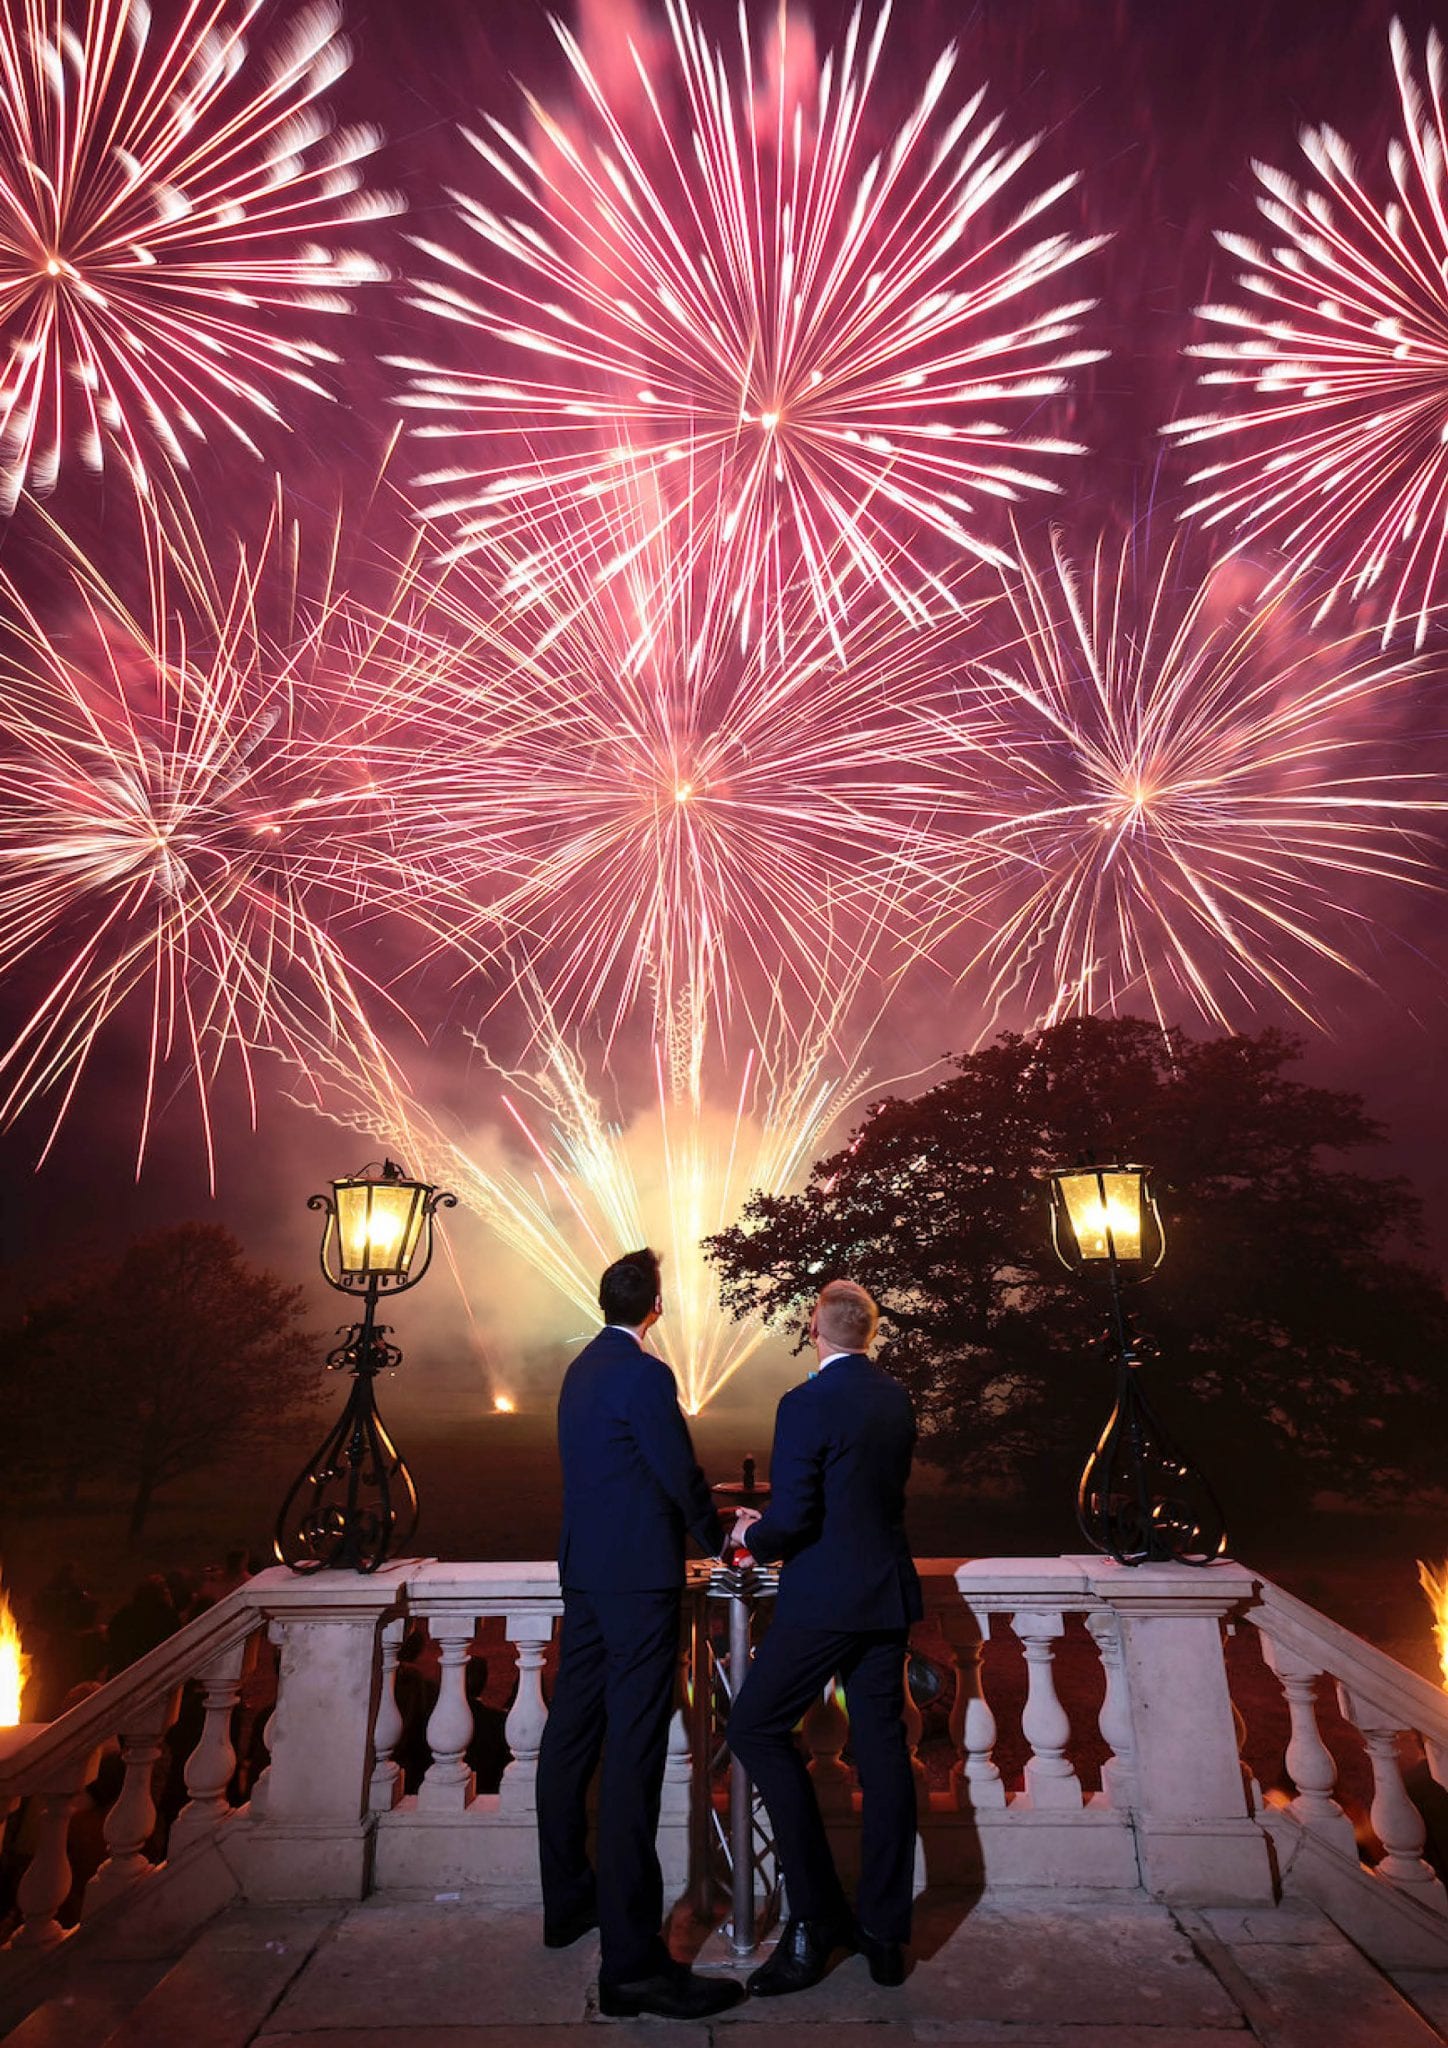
{"left": 1076, "top": 1316, "right": 1228, "bottom": 1566}
{"left": 273, "top": 1303, "right": 419, "bottom": 1574}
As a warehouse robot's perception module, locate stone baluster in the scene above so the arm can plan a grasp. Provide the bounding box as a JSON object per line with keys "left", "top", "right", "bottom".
{"left": 804, "top": 1678, "right": 854, "bottom": 1815}
{"left": 900, "top": 1648, "right": 928, "bottom": 1806}
{"left": 246, "top": 1620, "right": 282, "bottom": 1823}
{"left": 170, "top": 1638, "right": 248, "bottom": 1853}
{"left": 86, "top": 1693, "right": 178, "bottom": 1911}
{"left": 498, "top": 1610, "right": 554, "bottom": 1817}
{"left": 1011, "top": 1609, "right": 1081, "bottom": 1809}
{"left": 368, "top": 1618, "right": 407, "bottom": 1814}
{"left": 1257, "top": 1637, "right": 1354, "bottom": 1854}
{"left": 417, "top": 1615, "right": 477, "bottom": 1813}
{"left": 1338, "top": 1687, "right": 1446, "bottom": 1907}
{"left": 945, "top": 1607, "right": 1003, "bottom": 1810}
{"left": 1086, "top": 1609, "right": 1137, "bottom": 1811}
{"left": 12, "top": 1755, "right": 96, "bottom": 1949}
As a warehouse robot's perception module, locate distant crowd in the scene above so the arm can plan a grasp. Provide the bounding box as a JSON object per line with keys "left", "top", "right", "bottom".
{"left": 25, "top": 1552, "right": 256, "bottom": 1716}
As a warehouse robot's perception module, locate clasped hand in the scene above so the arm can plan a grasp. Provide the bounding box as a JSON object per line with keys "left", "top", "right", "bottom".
{"left": 727, "top": 1506, "right": 762, "bottom": 1562}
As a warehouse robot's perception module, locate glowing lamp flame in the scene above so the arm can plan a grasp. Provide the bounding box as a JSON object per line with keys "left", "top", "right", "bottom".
{"left": 493, "top": 1393, "right": 516, "bottom": 1414}
{"left": 364, "top": 1211, "right": 404, "bottom": 1257}
{"left": 1071, "top": 1195, "right": 1143, "bottom": 1262}
{"left": 0, "top": 1586, "right": 32, "bottom": 1726}
{"left": 1416, "top": 1559, "right": 1448, "bottom": 1689}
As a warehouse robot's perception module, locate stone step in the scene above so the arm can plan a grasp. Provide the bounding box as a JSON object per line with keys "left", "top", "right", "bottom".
{"left": 3, "top": 1959, "right": 172, "bottom": 2048}
{"left": 91, "top": 1906, "right": 340, "bottom": 2048}
{"left": 1180, "top": 1906, "right": 1448, "bottom": 2047}
{"left": 1394, "top": 1972, "right": 1448, "bottom": 2042}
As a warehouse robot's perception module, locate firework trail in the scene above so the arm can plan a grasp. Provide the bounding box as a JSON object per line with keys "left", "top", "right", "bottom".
{"left": 0, "top": 0, "right": 400, "bottom": 511}
{"left": 917, "top": 528, "right": 1447, "bottom": 1032}
{"left": 0, "top": 484, "right": 471, "bottom": 1182}
{"left": 1165, "top": 20, "right": 1448, "bottom": 649}
{"left": 388, "top": 492, "right": 991, "bottom": 1071}
{"left": 313, "top": 963, "right": 896, "bottom": 1413}
{"left": 392, "top": 0, "right": 1106, "bottom": 646}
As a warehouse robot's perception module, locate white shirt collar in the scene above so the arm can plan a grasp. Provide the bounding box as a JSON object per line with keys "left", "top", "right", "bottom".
{"left": 817, "top": 1348, "right": 854, "bottom": 1370}
{"left": 605, "top": 1323, "right": 646, "bottom": 1345}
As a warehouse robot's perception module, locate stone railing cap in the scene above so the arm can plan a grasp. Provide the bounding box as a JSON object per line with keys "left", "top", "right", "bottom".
{"left": 406, "top": 1560, "right": 562, "bottom": 1604}
{"left": 1072, "top": 1556, "right": 1258, "bottom": 1610}
{"left": 956, "top": 1557, "right": 1092, "bottom": 1607}
{"left": 1250, "top": 1574, "right": 1448, "bottom": 1741}
{"left": 245, "top": 1562, "right": 414, "bottom": 1617}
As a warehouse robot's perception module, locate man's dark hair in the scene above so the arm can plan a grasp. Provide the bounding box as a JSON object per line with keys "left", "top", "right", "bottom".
{"left": 599, "top": 1248, "right": 662, "bottom": 1326}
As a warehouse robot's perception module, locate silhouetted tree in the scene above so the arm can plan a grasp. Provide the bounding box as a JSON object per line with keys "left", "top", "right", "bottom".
{"left": 706, "top": 1019, "right": 1448, "bottom": 1512}
{"left": 5, "top": 1223, "right": 320, "bottom": 1538}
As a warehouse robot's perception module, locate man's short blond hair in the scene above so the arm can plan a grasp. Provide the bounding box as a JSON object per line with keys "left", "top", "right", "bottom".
{"left": 815, "top": 1278, "right": 878, "bottom": 1353}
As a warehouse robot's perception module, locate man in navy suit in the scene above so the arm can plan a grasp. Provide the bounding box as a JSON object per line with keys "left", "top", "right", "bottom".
{"left": 727, "top": 1278, "right": 921, "bottom": 1997}
{"left": 536, "top": 1248, "right": 744, "bottom": 2021}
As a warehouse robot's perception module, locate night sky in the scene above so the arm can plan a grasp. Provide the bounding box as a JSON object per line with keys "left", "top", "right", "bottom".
{"left": 3, "top": 0, "right": 1448, "bottom": 1423}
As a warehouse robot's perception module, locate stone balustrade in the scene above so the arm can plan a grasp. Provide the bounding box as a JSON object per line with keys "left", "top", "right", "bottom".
{"left": 3, "top": 1555, "right": 1448, "bottom": 1976}
{"left": 0, "top": 1585, "right": 270, "bottom": 1950}
{"left": 1239, "top": 1576, "right": 1448, "bottom": 1960}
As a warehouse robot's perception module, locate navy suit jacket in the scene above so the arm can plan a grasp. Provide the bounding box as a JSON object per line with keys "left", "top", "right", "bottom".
{"left": 746, "top": 1353, "right": 923, "bottom": 1632}
{"left": 556, "top": 1325, "right": 725, "bottom": 1592}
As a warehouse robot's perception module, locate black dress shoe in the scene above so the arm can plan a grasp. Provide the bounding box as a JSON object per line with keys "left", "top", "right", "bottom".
{"left": 543, "top": 1900, "right": 598, "bottom": 1949}
{"left": 746, "top": 1914, "right": 856, "bottom": 1998}
{"left": 597, "top": 1968, "right": 746, "bottom": 2019}
{"left": 858, "top": 1928, "right": 907, "bottom": 1986}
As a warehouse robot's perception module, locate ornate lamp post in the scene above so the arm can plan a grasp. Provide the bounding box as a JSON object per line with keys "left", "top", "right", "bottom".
{"left": 275, "top": 1159, "right": 455, "bottom": 1574}
{"left": 1047, "top": 1161, "right": 1227, "bottom": 1567}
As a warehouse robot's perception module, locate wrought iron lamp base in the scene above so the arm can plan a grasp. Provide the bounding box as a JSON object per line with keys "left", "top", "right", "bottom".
{"left": 1077, "top": 1324, "right": 1228, "bottom": 1567}
{"left": 275, "top": 1313, "right": 418, "bottom": 1574}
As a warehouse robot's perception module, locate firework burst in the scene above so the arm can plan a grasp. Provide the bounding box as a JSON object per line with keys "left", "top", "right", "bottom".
{"left": 0, "top": 486, "right": 467, "bottom": 1181}
{"left": 392, "top": 0, "right": 1106, "bottom": 644}
{"left": 392, "top": 497, "right": 989, "bottom": 1068}
{"left": 0, "top": 0, "right": 400, "bottom": 511}
{"left": 1166, "top": 20, "right": 1448, "bottom": 648}
{"left": 919, "top": 528, "right": 1447, "bottom": 1031}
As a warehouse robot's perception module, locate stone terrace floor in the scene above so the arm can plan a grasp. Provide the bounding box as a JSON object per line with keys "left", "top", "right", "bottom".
{"left": 9, "top": 1892, "right": 1448, "bottom": 2048}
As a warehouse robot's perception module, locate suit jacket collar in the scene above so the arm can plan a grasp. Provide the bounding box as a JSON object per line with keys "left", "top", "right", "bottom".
{"left": 595, "top": 1323, "right": 647, "bottom": 1348}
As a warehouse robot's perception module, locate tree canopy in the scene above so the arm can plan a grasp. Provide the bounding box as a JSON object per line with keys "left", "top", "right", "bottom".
{"left": 4, "top": 1222, "right": 321, "bottom": 1537}
{"left": 706, "top": 1018, "right": 1448, "bottom": 1510}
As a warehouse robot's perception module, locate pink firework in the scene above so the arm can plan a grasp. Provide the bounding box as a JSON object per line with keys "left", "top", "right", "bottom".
{"left": 0, "top": 0, "right": 400, "bottom": 511}
{"left": 0, "top": 490, "right": 456, "bottom": 1181}
{"left": 1166, "top": 20, "right": 1448, "bottom": 648}
{"left": 394, "top": 498, "right": 990, "bottom": 1063}
{"left": 920, "top": 528, "right": 1447, "bottom": 1031}
{"left": 393, "top": 0, "right": 1106, "bottom": 645}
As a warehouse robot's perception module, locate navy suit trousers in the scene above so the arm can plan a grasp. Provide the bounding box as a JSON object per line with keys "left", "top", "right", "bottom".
{"left": 728, "top": 1621, "right": 916, "bottom": 1942}
{"left": 536, "top": 1586, "right": 680, "bottom": 1985}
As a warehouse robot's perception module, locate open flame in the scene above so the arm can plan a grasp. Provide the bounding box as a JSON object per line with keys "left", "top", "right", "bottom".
{"left": 1416, "top": 1559, "right": 1448, "bottom": 1689}
{"left": 493, "top": 1393, "right": 516, "bottom": 1415}
{"left": 0, "top": 1583, "right": 32, "bottom": 1726}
